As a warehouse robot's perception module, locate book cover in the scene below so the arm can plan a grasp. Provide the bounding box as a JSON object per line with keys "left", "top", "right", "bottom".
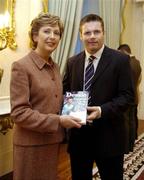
{"left": 61, "top": 91, "right": 88, "bottom": 124}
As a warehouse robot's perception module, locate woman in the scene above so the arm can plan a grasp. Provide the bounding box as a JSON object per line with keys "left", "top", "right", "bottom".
{"left": 10, "top": 12, "right": 81, "bottom": 180}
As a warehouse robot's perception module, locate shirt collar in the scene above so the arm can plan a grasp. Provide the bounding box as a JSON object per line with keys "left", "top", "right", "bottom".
{"left": 85, "top": 44, "right": 105, "bottom": 61}
{"left": 29, "top": 50, "right": 54, "bottom": 69}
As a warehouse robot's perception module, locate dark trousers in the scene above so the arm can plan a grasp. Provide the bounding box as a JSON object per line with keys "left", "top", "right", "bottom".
{"left": 70, "top": 153, "right": 124, "bottom": 180}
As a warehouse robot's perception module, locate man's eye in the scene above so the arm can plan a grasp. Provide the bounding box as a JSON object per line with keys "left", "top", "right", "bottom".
{"left": 94, "top": 30, "right": 102, "bottom": 34}
{"left": 84, "top": 32, "right": 91, "bottom": 35}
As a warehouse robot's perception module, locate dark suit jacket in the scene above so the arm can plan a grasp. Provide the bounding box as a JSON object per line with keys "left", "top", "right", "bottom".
{"left": 63, "top": 46, "right": 134, "bottom": 157}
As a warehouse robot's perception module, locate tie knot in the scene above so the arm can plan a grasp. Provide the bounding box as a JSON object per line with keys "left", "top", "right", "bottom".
{"left": 89, "top": 55, "right": 95, "bottom": 62}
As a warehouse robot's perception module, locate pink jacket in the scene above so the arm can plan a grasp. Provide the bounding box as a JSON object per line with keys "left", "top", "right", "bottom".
{"left": 10, "top": 50, "right": 64, "bottom": 146}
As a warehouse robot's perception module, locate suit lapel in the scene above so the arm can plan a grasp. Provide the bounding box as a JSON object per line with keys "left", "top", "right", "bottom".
{"left": 91, "top": 46, "right": 111, "bottom": 85}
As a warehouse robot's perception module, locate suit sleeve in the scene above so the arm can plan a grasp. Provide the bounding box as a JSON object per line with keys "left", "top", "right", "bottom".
{"left": 101, "top": 56, "right": 135, "bottom": 119}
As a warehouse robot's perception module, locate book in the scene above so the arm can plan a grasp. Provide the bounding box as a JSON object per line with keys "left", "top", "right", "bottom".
{"left": 61, "top": 91, "right": 88, "bottom": 124}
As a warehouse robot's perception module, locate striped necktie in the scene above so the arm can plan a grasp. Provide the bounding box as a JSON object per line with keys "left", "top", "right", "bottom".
{"left": 85, "top": 55, "right": 95, "bottom": 104}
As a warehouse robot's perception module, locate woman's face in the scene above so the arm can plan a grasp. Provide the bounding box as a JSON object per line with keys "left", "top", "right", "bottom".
{"left": 33, "top": 24, "right": 61, "bottom": 55}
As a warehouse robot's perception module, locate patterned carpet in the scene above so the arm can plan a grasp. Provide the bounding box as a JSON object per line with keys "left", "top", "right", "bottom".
{"left": 92, "top": 133, "right": 144, "bottom": 180}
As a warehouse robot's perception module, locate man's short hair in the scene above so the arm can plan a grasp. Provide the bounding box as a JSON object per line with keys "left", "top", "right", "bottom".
{"left": 79, "top": 14, "right": 104, "bottom": 33}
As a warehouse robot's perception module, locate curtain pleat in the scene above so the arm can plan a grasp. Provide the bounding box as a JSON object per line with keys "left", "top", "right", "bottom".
{"left": 48, "top": 0, "right": 83, "bottom": 74}
{"left": 99, "top": 0, "right": 121, "bottom": 49}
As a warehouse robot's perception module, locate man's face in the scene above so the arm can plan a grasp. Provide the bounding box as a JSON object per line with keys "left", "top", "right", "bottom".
{"left": 80, "top": 21, "right": 104, "bottom": 54}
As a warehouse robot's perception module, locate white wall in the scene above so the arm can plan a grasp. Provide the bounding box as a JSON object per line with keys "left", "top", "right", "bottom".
{"left": 0, "top": 0, "right": 43, "bottom": 176}
{"left": 0, "top": 0, "right": 42, "bottom": 97}
{"left": 121, "top": 0, "right": 144, "bottom": 120}
{"left": 0, "top": 130, "right": 13, "bottom": 176}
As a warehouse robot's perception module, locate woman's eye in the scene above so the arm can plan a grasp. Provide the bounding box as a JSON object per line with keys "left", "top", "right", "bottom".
{"left": 44, "top": 30, "right": 51, "bottom": 34}
{"left": 43, "top": 30, "right": 60, "bottom": 36}
{"left": 55, "top": 32, "right": 60, "bottom": 36}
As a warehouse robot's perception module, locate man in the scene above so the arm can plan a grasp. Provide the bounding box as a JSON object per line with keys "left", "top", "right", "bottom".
{"left": 118, "top": 44, "right": 141, "bottom": 142}
{"left": 63, "top": 14, "right": 134, "bottom": 180}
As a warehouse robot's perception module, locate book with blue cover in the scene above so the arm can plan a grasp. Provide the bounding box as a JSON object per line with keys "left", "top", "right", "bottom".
{"left": 61, "top": 91, "right": 88, "bottom": 124}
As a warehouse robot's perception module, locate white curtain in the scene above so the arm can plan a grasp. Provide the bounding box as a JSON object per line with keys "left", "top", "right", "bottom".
{"left": 99, "top": 0, "right": 121, "bottom": 49}
{"left": 29, "top": 0, "right": 43, "bottom": 23}
{"left": 48, "top": 0, "right": 83, "bottom": 74}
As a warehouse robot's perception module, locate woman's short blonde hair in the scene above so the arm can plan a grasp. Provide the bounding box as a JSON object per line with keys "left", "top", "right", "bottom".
{"left": 29, "top": 12, "right": 64, "bottom": 49}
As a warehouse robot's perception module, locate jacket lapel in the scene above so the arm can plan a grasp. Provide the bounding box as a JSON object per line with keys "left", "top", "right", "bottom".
{"left": 91, "top": 46, "right": 111, "bottom": 85}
